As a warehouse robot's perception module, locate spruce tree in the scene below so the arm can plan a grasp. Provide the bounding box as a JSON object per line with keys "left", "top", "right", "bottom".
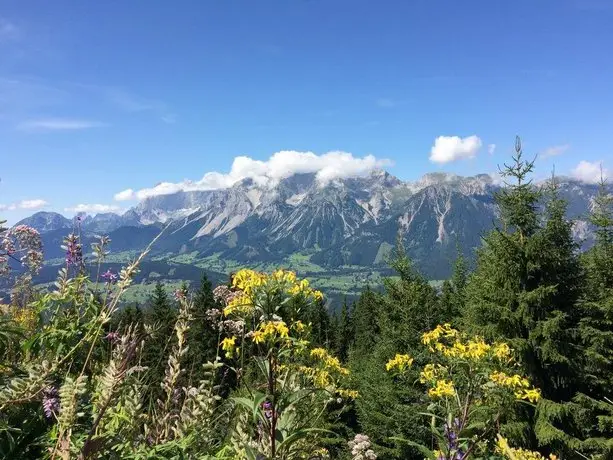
{"left": 572, "top": 177, "right": 613, "bottom": 456}
{"left": 350, "top": 239, "right": 444, "bottom": 458}
{"left": 463, "top": 139, "right": 584, "bottom": 453}
{"left": 351, "top": 286, "right": 382, "bottom": 356}
{"left": 335, "top": 297, "right": 354, "bottom": 362}
{"left": 142, "top": 281, "right": 177, "bottom": 406}
{"left": 440, "top": 247, "right": 468, "bottom": 322}
{"left": 186, "top": 273, "right": 220, "bottom": 383}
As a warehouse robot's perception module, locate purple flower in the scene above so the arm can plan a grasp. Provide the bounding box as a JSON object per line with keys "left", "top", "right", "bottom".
{"left": 105, "top": 331, "right": 120, "bottom": 343}
{"left": 42, "top": 386, "right": 60, "bottom": 419}
{"left": 101, "top": 269, "right": 118, "bottom": 284}
{"left": 63, "top": 234, "right": 83, "bottom": 266}
{"left": 262, "top": 401, "right": 274, "bottom": 420}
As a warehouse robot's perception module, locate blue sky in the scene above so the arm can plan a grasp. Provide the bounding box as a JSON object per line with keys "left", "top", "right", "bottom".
{"left": 1, "top": 0, "right": 612, "bottom": 223}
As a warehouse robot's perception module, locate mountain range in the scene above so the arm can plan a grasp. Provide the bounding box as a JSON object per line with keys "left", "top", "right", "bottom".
{"left": 15, "top": 171, "right": 601, "bottom": 282}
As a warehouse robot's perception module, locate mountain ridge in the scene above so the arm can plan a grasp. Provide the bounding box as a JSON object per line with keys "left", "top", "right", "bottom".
{"left": 15, "top": 170, "right": 601, "bottom": 279}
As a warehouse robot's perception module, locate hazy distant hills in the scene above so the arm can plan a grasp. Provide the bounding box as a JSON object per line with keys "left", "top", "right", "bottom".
{"left": 17, "top": 170, "right": 601, "bottom": 280}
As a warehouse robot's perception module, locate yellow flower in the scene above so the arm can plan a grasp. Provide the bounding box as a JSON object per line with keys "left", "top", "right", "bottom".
{"left": 493, "top": 342, "right": 513, "bottom": 361}
{"left": 310, "top": 347, "right": 349, "bottom": 375}
{"left": 422, "top": 323, "right": 458, "bottom": 347}
{"left": 232, "top": 269, "right": 267, "bottom": 296}
{"left": 385, "top": 354, "right": 414, "bottom": 372}
{"left": 496, "top": 435, "right": 554, "bottom": 460}
{"left": 337, "top": 389, "right": 359, "bottom": 399}
{"left": 314, "top": 369, "right": 331, "bottom": 387}
{"left": 428, "top": 379, "right": 455, "bottom": 399}
{"left": 490, "top": 371, "right": 530, "bottom": 389}
{"left": 419, "top": 363, "right": 444, "bottom": 383}
{"left": 311, "top": 348, "right": 328, "bottom": 359}
{"left": 223, "top": 293, "right": 253, "bottom": 316}
{"left": 515, "top": 388, "right": 541, "bottom": 403}
{"left": 252, "top": 331, "right": 265, "bottom": 344}
{"left": 221, "top": 336, "right": 237, "bottom": 357}
{"left": 292, "top": 320, "right": 306, "bottom": 333}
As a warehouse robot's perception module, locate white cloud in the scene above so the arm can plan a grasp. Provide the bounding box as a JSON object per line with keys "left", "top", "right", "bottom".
{"left": 64, "top": 204, "right": 122, "bottom": 214}
{"left": 17, "top": 118, "right": 107, "bottom": 131}
{"left": 0, "top": 199, "right": 48, "bottom": 211}
{"left": 19, "top": 199, "right": 49, "bottom": 209}
{"left": 114, "top": 189, "right": 136, "bottom": 202}
{"left": 571, "top": 161, "right": 608, "bottom": 183}
{"left": 429, "top": 135, "right": 482, "bottom": 164}
{"left": 115, "top": 150, "right": 393, "bottom": 201}
{"left": 540, "top": 144, "right": 570, "bottom": 159}
{"left": 488, "top": 144, "right": 496, "bottom": 155}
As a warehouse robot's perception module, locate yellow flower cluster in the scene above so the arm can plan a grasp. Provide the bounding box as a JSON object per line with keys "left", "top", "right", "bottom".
{"left": 221, "top": 336, "right": 238, "bottom": 358}
{"left": 419, "top": 363, "right": 445, "bottom": 383}
{"left": 232, "top": 269, "right": 268, "bottom": 295}
{"left": 230, "top": 268, "right": 324, "bottom": 308}
{"left": 9, "top": 305, "right": 38, "bottom": 330}
{"left": 298, "top": 348, "right": 351, "bottom": 388}
{"left": 492, "top": 342, "right": 513, "bottom": 361}
{"left": 292, "top": 320, "right": 307, "bottom": 333}
{"left": 385, "top": 354, "right": 414, "bottom": 372}
{"left": 490, "top": 371, "right": 541, "bottom": 403}
{"left": 496, "top": 436, "right": 557, "bottom": 460}
{"left": 251, "top": 320, "right": 290, "bottom": 344}
{"left": 223, "top": 293, "right": 254, "bottom": 316}
{"left": 310, "top": 348, "right": 349, "bottom": 375}
{"left": 422, "top": 325, "right": 514, "bottom": 363}
{"left": 422, "top": 323, "right": 459, "bottom": 346}
{"left": 428, "top": 379, "right": 455, "bottom": 399}
{"left": 337, "top": 388, "right": 359, "bottom": 399}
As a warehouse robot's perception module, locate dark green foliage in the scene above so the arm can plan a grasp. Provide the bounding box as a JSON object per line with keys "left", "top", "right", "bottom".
{"left": 185, "top": 274, "right": 219, "bottom": 384}
{"left": 335, "top": 298, "right": 354, "bottom": 362}
{"left": 349, "top": 240, "right": 446, "bottom": 459}
{"left": 141, "top": 281, "right": 177, "bottom": 406}
{"left": 302, "top": 298, "right": 334, "bottom": 348}
{"left": 571, "top": 178, "right": 613, "bottom": 456}
{"left": 463, "top": 140, "right": 586, "bottom": 454}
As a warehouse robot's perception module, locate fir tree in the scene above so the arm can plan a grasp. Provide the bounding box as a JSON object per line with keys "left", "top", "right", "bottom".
{"left": 440, "top": 247, "right": 468, "bottom": 322}
{"left": 303, "top": 298, "right": 333, "bottom": 347}
{"left": 186, "top": 273, "right": 220, "bottom": 384}
{"left": 350, "top": 239, "right": 444, "bottom": 458}
{"left": 335, "top": 297, "right": 354, "bottom": 362}
{"left": 142, "top": 281, "right": 177, "bottom": 406}
{"left": 463, "top": 140, "right": 584, "bottom": 453}
{"left": 572, "top": 177, "right": 613, "bottom": 456}
{"left": 351, "top": 286, "right": 382, "bottom": 356}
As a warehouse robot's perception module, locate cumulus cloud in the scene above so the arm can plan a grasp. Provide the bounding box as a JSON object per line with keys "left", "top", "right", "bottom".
{"left": 0, "top": 199, "right": 48, "bottom": 211}
{"left": 114, "top": 189, "right": 136, "bottom": 202}
{"left": 429, "top": 135, "right": 482, "bottom": 164}
{"left": 114, "top": 150, "right": 393, "bottom": 201}
{"left": 488, "top": 144, "right": 496, "bottom": 155}
{"left": 19, "top": 199, "right": 49, "bottom": 209}
{"left": 540, "top": 144, "right": 570, "bottom": 159}
{"left": 571, "top": 161, "right": 608, "bottom": 183}
{"left": 64, "top": 204, "right": 122, "bottom": 214}
{"left": 17, "top": 118, "right": 107, "bottom": 131}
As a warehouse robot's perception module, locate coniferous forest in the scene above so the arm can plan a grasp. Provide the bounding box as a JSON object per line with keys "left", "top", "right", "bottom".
{"left": 2, "top": 139, "right": 613, "bottom": 459}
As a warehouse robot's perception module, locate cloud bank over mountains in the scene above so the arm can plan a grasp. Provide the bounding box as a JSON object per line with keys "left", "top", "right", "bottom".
{"left": 114, "top": 150, "right": 393, "bottom": 201}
